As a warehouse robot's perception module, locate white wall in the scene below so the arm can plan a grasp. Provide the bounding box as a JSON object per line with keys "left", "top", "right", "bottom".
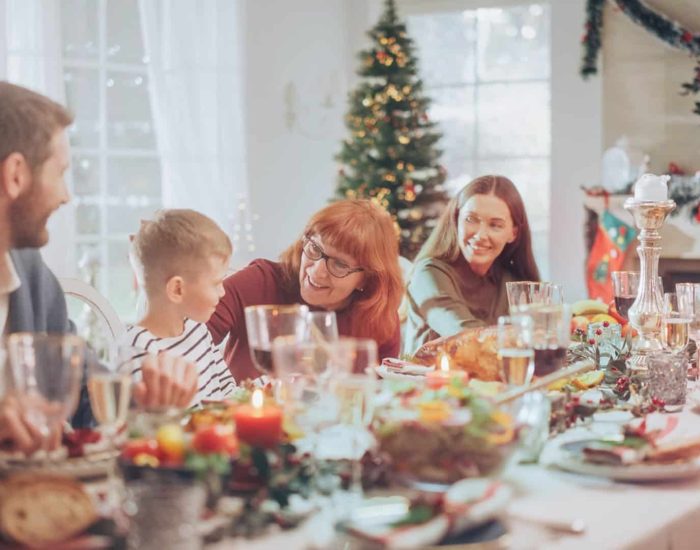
{"left": 242, "top": 0, "right": 376, "bottom": 264}
{"left": 549, "top": 0, "right": 602, "bottom": 301}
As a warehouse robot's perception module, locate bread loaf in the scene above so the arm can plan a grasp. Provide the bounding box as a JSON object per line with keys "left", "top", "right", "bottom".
{"left": 0, "top": 475, "right": 96, "bottom": 547}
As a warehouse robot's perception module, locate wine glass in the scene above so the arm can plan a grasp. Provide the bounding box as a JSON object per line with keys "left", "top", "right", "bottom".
{"left": 333, "top": 337, "right": 378, "bottom": 375}
{"left": 518, "top": 304, "right": 571, "bottom": 376}
{"left": 306, "top": 311, "right": 339, "bottom": 343}
{"left": 662, "top": 292, "right": 693, "bottom": 352}
{"left": 506, "top": 282, "right": 563, "bottom": 314}
{"left": 611, "top": 271, "right": 640, "bottom": 321}
{"left": 330, "top": 371, "right": 378, "bottom": 513}
{"left": 244, "top": 304, "right": 309, "bottom": 376}
{"left": 4, "top": 333, "right": 85, "bottom": 450}
{"left": 497, "top": 315, "right": 535, "bottom": 387}
{"left": 88, "top": 345, "right": 136, "bottom": 510}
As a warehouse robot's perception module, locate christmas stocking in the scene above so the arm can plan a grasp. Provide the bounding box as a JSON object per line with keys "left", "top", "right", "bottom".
{"left": 586, "top": 210, "right": 637, "bottom": 302}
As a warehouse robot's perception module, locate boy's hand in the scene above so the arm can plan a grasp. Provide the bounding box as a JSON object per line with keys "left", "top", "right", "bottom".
{"left": 0, "top": 394, "right": 60, "bottom": 455}
{"left": 133, "top": 353, "right": 197, "bottom": 409}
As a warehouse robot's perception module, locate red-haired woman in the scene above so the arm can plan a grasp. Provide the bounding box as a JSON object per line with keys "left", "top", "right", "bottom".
{"left": 208, "top": 199, "right": 404, "bottom": 381}
{"left": 403, "top": 175, "right": 540, "bottom": 355}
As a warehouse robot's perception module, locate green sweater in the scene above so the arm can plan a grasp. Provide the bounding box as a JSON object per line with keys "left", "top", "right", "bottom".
{"left": 402, "top": 257, "right": 514, "bottom": 356}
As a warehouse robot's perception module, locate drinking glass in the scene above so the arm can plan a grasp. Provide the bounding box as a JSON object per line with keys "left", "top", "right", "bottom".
{"left": 611, "top": 271, "right": 640, "bottom": 321}
{"left": 497, "top": 315, "right": 535, "bottom": 387}
{"left": 333, "top": 337, "right": 378, "bottom": 375}
{"left": 306, "top": 311, "right": 339, "bottom": 343}
{"left": 4, "top": 333, "right": 84, "bottom": 447}
{"left": 662, "top": 292, "right": 693, "bottom": 352}
{"left": 517, "top": 304, "right": 571, "bottom": 376}
{"left": 244, "top": 304, "right": 309, "bottom": 376}
{"left": 506, "top": 282, "right": 563, "bottom": 313}
{"left": 675, "top": 283, "right": 700, "bottom": 341}
{"left": 88, "top": 346, "right": 136, "bottom": 432}
{"left": 331, "top": 372, "right": 378, "bottom": 510}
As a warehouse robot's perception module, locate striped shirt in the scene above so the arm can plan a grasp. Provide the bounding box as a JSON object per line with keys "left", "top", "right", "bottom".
{"left": 125, "top": 319, "right": 235, "bottom": 405}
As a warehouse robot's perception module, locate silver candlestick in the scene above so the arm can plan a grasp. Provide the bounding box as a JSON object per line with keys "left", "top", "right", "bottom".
{"left": 623, "top": 198, "right": 676, "bottom": 370}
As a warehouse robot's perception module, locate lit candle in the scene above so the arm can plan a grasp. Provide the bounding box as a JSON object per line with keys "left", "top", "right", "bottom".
{"left": 425, "top": 354, "right": 467, "bottom": 390}
{"left": 233, "top": 389, "right": 283, "bottom": 448}
{"left": 633, "top": 173, "right": 670, "bottom": 202}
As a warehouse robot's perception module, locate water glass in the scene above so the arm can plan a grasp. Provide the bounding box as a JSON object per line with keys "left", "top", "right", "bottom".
{"left": 496, "top": 315, "right": 535, "bottom": 387}
{"left": 515, "top": 391, "right": 551, "bottom": 463}
{"left": 306, "top": 310, "right": 339, "bottom": 342}
{"left": 645, "top": 351, "right": 687, "bottom": 412}
{"left": 4, "top": 333, "right": 84, "bottom": 444}
{"left": 244, "top": 304, "right": 309, "bottom": 376}
{"left": 517, "top": 304, "right": 571, "bottom": 376}
{"left": 506, "top": 281, "right": 563, "bottom": 313}
{"left": 662, "top": 292, "right": 692, "bottom": 352}
{"left": 333, "top": 337, "right": 378, "bottom": 376}
{"left": 125, "top": 479, "right": 205, "bottom": 550}
{"left": 676, "top": 283, "right": 700, "bottom": 340}
{"left": 611, "top": 271, "right": 640, "bottom": 320}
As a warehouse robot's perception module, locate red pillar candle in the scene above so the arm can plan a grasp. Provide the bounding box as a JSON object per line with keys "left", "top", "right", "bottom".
{"left": 233, "top": 389, "right": 283, "bottom": 448}
{"left": 425, "top": 354, "right": 467, "bottom": 390}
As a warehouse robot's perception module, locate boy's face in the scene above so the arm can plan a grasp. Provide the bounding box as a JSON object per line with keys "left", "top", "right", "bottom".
{"left": 181, "top": 255, "right": 228, "bottom": 323}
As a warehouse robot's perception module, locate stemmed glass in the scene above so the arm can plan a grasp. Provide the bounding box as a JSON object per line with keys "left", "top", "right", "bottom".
{"left": 4, "top": 333, "right": 85, "bottom": 452}
{"left": 506, "top": 281, "right": 563, "bottom": 314}
{"left": 244, "top": 304, "right": 309, "bottom": 376}
{"left": 87, "top": 345, "right": 136, "bottom": 510}
{"left": 662, "top": 292, "right": 693, "bottom": 352}
{"left": 676, "top": 283, "right": 700, "bottom": 341}
{"left": 497, "top": 315, "right": 535, "bottom": 387}
{"left": 306, "top": 311, "right": 339, "bottom": 343}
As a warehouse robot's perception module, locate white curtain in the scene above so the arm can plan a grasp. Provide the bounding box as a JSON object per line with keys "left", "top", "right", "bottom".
{"left": 138, "top": 0, "right": 251, "bottom": 264}
{"left": 0, "top": 0, "right": 76, "bottom": 277}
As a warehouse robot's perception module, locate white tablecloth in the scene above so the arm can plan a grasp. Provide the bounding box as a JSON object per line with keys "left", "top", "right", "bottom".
{"left": 212, "top": 409, "right": 700, "bottom": 550}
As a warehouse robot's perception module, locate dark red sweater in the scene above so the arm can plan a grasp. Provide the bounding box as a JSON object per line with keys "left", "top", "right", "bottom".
{"left": 207, "top": 259, "right": 400, "bottom": 381}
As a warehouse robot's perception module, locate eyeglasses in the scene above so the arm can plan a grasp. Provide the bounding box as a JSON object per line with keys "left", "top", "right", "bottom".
{"left": 302, "top": 236, "right": 364, "bottom": 279}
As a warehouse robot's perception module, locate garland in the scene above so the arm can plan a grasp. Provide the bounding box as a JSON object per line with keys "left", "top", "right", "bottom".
{"left": 581, "top": 0, "right": 700, "bottom": 116}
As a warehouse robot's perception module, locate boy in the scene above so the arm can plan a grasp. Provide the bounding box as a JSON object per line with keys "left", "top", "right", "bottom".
{"left": 126, "top": 209, "right": 235, "bottom": 403}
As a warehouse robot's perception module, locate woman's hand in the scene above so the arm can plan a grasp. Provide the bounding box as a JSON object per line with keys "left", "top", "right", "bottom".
{"left": 133, "top": 353, "right": 197, "bottom": 409}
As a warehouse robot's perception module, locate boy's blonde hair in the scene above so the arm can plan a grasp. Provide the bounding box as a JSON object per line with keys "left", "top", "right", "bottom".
{"left": 131, "top": 209, "right": 232, "bottom": 294}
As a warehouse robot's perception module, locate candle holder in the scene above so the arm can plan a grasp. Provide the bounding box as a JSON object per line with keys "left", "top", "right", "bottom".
{"left": 623, "top": 198, "right": 676, "bottom": 370}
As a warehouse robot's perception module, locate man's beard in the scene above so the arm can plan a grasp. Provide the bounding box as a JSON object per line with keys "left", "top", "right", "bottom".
{"left": 8, "top": 186, "right": 50, "bottom": 248}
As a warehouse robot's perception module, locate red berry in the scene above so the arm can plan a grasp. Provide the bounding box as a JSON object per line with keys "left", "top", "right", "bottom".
{"left": 588, "top": 339, "right": 596, "bottom": 345}
{"left": 603, "top": 321, "right": 610, "bottom": 328}
{"left": 595, "top": 329, "right": 603, "bottom": 336}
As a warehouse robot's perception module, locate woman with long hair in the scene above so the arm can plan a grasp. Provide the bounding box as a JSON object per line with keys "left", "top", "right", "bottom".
{"left": 403, "top": 175, "right": 540, "bottom": 355}
{"left": 208, "top": 199, "right": 404, "bottom": 381}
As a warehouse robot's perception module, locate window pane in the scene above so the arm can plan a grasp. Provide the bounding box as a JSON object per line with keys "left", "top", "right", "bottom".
{"left": 106, "top": 0, "right": 147, "bottom": 64}
{"left": 477, "top": 4, "right": 550, "bottom": 82}
{"left": 444, "top": 160, "right": 476, "bottom": 196}
{"left": 107, "top": 241, "right": 138, "bottom": 321}
{"left": 407, "top": 12, "right": 476, "bottom": 86}
{"left": 61, "top": 0, "right": 99, "bottom": 61}
{"left": 106, "top": 203, "right": 160, "bottom": 234}
{"left": 429, "top": 85, "right": 476, "bottom": 165}
{"left": 72, "top": 155, "right": 100, "bottom": 197}
{"left": 475, "top": 158, "right": 550, "bottom": 232}
{"left": 106, "top": 71, "right": 156, "bottom": 149}
{"left": 477, "top": 82, "right": 550, "bottom": 157}
{"left": 108, "top": 157, "right": 161, "bottom": 197}
{"left": 64, "top": 68, "right": 100, "bottom": 147}
{"left": 76, "top": 203, "right": 101, "bottom": 235}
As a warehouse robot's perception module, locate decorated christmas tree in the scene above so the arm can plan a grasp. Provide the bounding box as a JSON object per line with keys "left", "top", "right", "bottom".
{"left": 335, "top": 0, "right": 448, "bottom": 259}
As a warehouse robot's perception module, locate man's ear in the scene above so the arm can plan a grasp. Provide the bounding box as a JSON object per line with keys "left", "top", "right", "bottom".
{"left": 0, "top": 153, "right": 31, "bottom": 200}
{"left": 165, "top": 275, "right": 185, "bottom": 304}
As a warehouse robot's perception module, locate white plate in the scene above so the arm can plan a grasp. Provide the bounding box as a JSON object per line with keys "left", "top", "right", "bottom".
{"left": 0, "top": 450, "right": 118, "bottom": 479}
{"left": 375, "top": 365, "right": 426, "bottom": 382}
{"left": 553, "top": 439, "right": 700, "bottom": 482}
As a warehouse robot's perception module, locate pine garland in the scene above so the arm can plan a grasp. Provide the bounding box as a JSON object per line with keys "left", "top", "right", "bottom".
{"left": 581, "top": 0, "right": 700, "bottom": 116}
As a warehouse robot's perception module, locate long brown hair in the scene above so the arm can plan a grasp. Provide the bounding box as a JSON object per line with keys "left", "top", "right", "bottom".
{"left": 415, "top": 175, "right": 540, "bottom": 281}
{"left": 280, "top": 200, "right": 403, "bottom": 345}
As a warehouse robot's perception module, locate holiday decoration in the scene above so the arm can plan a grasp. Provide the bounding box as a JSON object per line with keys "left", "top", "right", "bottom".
{"left": 581, "top": 0, "right": 700, "bottom": 116}
{"left": 586, "top": 210, "right": 638, "bottom": 303}
{"left": 334, "top": 0, "right": 448, "bottom": 258}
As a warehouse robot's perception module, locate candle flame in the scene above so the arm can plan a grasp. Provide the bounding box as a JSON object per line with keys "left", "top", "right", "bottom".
{"left": 440, "top": 354, "right": 450, "bottom": 373}
{"left": 252, "top": 388, "right": 264, "bottom": 409}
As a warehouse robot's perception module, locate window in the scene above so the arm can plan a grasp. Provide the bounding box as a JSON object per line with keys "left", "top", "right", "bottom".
{"left": 61, "top": 0, "right": 159, "bottom": 320}
{"left": 406, "top": 3, "right": 551, "bottom": 277}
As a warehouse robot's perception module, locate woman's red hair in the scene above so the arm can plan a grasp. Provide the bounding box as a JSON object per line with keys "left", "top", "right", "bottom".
{"left": 279, "top": 200, "right": 403, "bottom": 346}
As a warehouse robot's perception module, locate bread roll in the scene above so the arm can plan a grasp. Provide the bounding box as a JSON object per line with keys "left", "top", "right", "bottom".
{"left": 0, "top": 475, "right": 96, "bottom": 547}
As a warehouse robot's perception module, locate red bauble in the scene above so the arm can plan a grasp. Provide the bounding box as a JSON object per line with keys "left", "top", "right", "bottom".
{"left": 682, "top": 31, "right": 694, "bottom": 43}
